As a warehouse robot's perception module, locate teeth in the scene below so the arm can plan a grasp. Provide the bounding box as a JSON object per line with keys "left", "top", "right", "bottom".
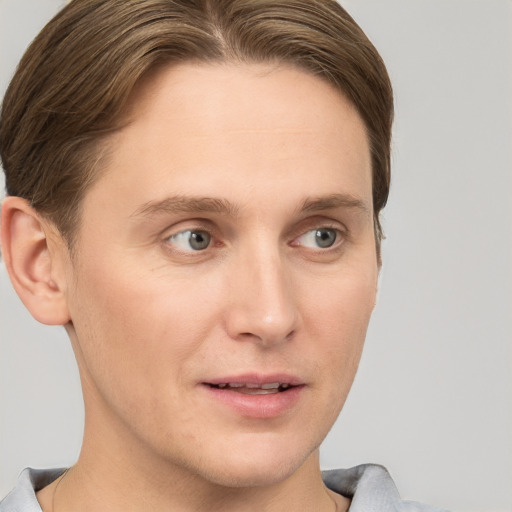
{"left": 260, "top": 382, "right": 280, "bottom": 389}
{"left": 239, "top": 388, "right": 279, "bottom": 395}
{"left": 211, "top": 382, "right": 289, "bottom": 390}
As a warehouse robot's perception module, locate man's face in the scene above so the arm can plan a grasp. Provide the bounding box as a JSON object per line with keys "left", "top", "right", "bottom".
{"left": 62, "top": 63, "right": 377, "bottom": 486}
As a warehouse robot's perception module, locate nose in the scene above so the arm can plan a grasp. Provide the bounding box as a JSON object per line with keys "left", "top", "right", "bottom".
{"left": 225, "top": 246, "right": 299, "bottom": 347}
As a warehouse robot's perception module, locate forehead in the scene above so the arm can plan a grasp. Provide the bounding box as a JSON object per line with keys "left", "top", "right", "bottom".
{"left": 123, "top": 62, "right": 369, "bottom": 153}
{"left": 83, "top": 62, "right": 372, "bottom": 221}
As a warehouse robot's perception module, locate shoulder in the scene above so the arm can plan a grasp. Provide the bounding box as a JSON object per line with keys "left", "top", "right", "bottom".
{"left": 322, "top": 464, "right": 450, "bottom": 512}
{"left": 0, "top": 468, "right": 65, "bottom": 512}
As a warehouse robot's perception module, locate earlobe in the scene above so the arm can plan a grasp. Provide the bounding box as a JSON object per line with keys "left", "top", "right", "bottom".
{"left": 1, "top": 196, "right": 71, "bottom": 325}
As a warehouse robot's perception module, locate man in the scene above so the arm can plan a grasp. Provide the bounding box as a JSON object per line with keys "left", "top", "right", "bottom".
{"left": 0, "top": 1, "right": 446, "bottom": 510}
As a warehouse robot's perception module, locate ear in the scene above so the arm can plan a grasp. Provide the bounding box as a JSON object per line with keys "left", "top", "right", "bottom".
{"left": 1, "top": 196, "right": 71, "bottom": 325}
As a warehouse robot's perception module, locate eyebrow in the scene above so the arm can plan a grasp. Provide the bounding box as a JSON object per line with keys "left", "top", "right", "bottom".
{"left": 299, "top": 193, "right": 371, "bottom": 216}
{"left": 132, "top": 192, "right": 370, "bottom": 219}
{"left": 132, "top": 196, "right": 240, "bottom": 218}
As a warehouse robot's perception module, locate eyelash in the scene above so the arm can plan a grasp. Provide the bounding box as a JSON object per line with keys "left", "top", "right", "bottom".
{"left": 162, "top": 222, "right": 346, "bottom": 258}
{"left": 292, "top": 226, "right": 344, "bottom": 251}
{"left": 164, "top": 228, "right": 215, "bottom": 253}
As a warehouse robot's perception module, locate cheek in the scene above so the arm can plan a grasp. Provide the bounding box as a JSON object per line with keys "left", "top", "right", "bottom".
{"left": 66, "top": 258, "right": 206, "bottom": 401}
{"left": 303, "top": 265, "right": 376, "bottom": 388}
{"left": 305, "top": 263, "right": 376, "bottom": 337}
{"left": 282, "top": 270, "right": 376, "bottom": 449}
{"left": 67, "top": 251, "right": 234, "bottom": 398}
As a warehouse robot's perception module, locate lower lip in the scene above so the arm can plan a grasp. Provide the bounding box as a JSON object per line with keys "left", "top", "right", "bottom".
{"left": 202, "top": 385, "right": 305, "bottom": 419}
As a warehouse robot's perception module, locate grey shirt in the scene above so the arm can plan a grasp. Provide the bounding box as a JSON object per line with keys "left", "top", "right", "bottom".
{"left": 1, "top": 465, "right": 448, "bottom": 511}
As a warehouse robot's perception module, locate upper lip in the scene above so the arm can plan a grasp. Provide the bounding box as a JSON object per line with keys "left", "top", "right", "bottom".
{"left": 204, "top": 373, "right": 305, "bottom": 387}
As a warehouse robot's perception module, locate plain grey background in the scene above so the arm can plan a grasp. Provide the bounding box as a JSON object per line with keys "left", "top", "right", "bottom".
{"left": 1, "top": 1, "right": 511, "bottom": 511}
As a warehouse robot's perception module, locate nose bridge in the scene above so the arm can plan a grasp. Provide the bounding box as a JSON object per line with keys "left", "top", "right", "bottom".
{"left": 226, "top": 237, "right": 298, "bottom": 345}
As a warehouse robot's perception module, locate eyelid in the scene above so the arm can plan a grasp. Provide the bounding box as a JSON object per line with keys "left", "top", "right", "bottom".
{"left": 292, "top": 226, "right": 344, "bottom": 247}
{"left": 290, "top": 214, "right": 347, "bottom": 237}
{"left": 160, "top": 218, "right": 215, "bottom": 239}
{"left": 168, "top": 229, "right": 210, "bottom": 250}
{"left": 161, "top": 221, "right": 220, "bottom": 256}
{"left": 159, "top": 216, "right": 348, "bottom": 258}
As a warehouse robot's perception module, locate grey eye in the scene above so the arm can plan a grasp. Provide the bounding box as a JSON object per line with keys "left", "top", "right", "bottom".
{"left": 314, "top": 228, "right": 337, "bottom": 248}
{"left": 167, "top": 230, "right": 211, "bottom": 251}
{"left": 189, "top": 231, "right": 211, "bottom": 250}
{"left": 296, "top": 227, "right": 339, "bottom": 249}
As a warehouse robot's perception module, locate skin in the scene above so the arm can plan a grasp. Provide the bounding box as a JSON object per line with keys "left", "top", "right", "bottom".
{"left": 3, "top": 63, "right": 377, "bottom": 511}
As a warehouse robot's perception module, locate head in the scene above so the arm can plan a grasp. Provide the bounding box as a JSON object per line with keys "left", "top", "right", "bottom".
{"left": 0, "top": 0, "right": 392, "bottom": 256}
{"left": 0, "top": 0, "right": 393, "bottom": 493}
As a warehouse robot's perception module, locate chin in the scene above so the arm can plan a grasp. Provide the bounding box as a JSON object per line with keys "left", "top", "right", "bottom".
{"left": 186, "top": 437, "right": 319, "bottom": 489}
{"left": 199, "top": 461, "right": 302, "bottom": 489}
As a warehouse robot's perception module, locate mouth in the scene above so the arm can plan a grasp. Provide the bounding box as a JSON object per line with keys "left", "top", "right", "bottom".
{"left": 205, "top": 382, "right": 296, "bottom": 395}
{"left": 201, "top": 376, "right": 305, "bottom": 418}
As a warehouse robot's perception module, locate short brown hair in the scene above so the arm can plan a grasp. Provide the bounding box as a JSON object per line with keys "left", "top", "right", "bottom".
{"left": 0, "top": 0, "right": 393, "bottom": 251}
